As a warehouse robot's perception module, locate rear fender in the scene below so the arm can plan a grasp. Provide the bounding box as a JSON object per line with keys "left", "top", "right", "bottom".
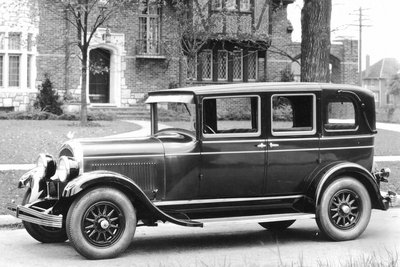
{"left": 62, "top": 170, "right": 202, "bottom": 227}
{"left": 307, "top": 162, "right": 386, "bottom": 210}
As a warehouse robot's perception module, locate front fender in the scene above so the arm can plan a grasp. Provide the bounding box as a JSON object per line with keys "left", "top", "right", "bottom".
{"left": 307, "top": 162, "right": 387, "bottom": 210}
{"left": 62, "top": 170, "right": 202, "bottom": 227}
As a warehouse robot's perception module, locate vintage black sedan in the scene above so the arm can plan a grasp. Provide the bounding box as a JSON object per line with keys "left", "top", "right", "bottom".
{"left": 6, "top": 83, "right": 394, "bottom": 259}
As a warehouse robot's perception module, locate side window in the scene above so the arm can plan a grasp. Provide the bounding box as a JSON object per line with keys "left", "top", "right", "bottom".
{"left": 272, "top": 94, "right": 316, "bottom": 136}
{"left": 325, "top": 98, "right": 357, "bottom": 131}
{"left": 203, "top": 96, "right": 260, "bottom": 137}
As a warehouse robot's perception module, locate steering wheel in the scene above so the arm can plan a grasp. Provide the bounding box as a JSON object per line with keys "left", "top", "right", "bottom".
{"left": 204, "top": 124, "right": 216, "bottom": 134}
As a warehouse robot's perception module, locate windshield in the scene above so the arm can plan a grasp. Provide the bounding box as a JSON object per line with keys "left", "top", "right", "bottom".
{"left": 153, "top": 102, "right": 196, "bottom": 134}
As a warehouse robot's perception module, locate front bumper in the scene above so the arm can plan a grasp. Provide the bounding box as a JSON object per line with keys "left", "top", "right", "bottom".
{"left": 381, "top": 191, "right": 397, "bottom": 210}
{"left": 5, "top": 203, "right": 63, "bottom": 228}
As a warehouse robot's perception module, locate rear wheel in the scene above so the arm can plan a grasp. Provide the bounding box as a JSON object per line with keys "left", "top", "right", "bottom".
{"left": 66, "top": 187, "right": 136, "bottom": 259}
{"left": 259, "top": 220, "right": 296, "bottom": 231}
{"left": 22, "top": 190, "right": 68, "bottom": 243}
{"left": 316, "top": 177, "right": 371, "bottom": 240}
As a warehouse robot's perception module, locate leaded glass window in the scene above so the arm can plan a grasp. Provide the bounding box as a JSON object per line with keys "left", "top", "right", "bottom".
{"left": 9, "top": 55, "right": 20, "bottom": 87}
{"left": 248, "top": 51, "right": 257, "bottom": 81}
{"left": 8, "top": 33, "right": 21, "bottom": 50}
{"left": 138, "top": 0, "right": 160, "bottom": 55}
{"left": 200, "top": 50, "right": 212, "bottom": 80}
{"left": 0, "top": 55, "right": 3, "bottom": 86}
{"left": 233, "top": 50, "right": 243, "bottom": 81}
{"left": 218, "top": 50, "right": 228, "bottom": 80}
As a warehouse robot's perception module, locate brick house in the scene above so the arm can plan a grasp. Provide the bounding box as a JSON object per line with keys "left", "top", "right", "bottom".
{"left": 362, "top": 57, "right": 400, "bottom": 107}
{"left": 0, "top": 0, "right": 359, "bottom": 112}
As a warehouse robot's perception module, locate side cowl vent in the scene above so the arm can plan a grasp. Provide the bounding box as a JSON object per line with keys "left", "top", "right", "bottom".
{"left": 91, "top": 162, "right": 157, "bottom": 191}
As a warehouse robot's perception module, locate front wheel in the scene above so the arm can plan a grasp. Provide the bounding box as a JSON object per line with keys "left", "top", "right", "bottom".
{"left": 66, "top": 187, "right": 137, "bottom": 259}
{"left": 22, "top": 190, "right": 68, "bottom": 243}
{"left": 316, "top": 177, "right": 371, "bottom": 241}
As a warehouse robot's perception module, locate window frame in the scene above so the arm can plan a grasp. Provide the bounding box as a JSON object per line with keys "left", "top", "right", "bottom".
{"left": 247, "top": 50, "right": 258, "bottom": 81}
{"left": 217, "top": 50, "right": 228, "bottom": 81}
{"left": 138, "top": 0, "right": 161, "bottom": 55}
{"left": 200, "top": 49, "right": 213, "bottom": 81}
{"left": 271, "top": 93, "right": 317, "bottom": 137}
{"left": 202, "top": 95, "right": 261, "bottom": 139}
{"left": 324, "top": 97, "right": 359, "bottom": 133}
{"left": 233, "top": 50, "right": 243, "bottom": 81}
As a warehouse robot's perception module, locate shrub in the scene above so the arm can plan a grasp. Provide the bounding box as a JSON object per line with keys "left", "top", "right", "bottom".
{"left": 34, "top": 75, "right": 63, "bottom": 115}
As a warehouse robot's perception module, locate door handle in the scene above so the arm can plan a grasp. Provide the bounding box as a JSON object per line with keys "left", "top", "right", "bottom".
{"left": 269, "top": 142, "right": 279, "bottom": 148}
{"left": 256, "top": 143, "right": 267, "bottom": 149}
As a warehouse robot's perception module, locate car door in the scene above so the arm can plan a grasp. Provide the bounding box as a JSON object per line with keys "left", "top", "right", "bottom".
{"left": 266, "top": 92, "right": 321, "bottom": 195}
{"left": 199, "top": 95, "right": 267, "bottom": 198}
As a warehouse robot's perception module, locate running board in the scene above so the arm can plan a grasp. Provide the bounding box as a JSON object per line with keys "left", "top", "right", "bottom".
{"left": 197, "top": 213, "right": 315, "bottom": 225}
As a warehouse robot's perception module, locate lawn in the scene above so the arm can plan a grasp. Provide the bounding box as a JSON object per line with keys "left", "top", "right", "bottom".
{"left": 0, "top": 120, "right": 140, "bottom": 164}
{"left": 0, "top": 121, "right": 399, "bottom": 215}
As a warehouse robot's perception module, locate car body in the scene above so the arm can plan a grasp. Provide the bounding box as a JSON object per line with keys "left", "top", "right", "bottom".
{"left": 6, "top": 82, "right": 394, "bottom": 259}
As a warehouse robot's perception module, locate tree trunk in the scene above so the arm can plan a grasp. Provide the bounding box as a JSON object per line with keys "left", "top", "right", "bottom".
{"left": 300, "top": 0, "right": 332, "bottom": 82}
{"left": 80, "top": 48, "right": 88, "bottom": 126}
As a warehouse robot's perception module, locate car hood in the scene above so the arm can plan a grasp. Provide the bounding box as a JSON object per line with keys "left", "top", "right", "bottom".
{"left": 59, "top": 136, "right": 165, "bottom": 171}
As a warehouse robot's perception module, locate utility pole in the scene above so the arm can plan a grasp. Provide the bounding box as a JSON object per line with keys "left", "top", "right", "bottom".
{"left": 359, "top": 7, "right": 362, "bottom": 86}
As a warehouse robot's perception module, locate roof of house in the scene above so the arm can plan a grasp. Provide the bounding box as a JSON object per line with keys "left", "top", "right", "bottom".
{"left": 363, "top": 58, "right": 400, "bottom": 80}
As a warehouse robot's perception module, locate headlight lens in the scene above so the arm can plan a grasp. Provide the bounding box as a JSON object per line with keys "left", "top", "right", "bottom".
{"left": 57, "top": 156, "right": 80, "bottom": 182}
{"left": 36, "top": 154, "right": 56, "bottom": 178}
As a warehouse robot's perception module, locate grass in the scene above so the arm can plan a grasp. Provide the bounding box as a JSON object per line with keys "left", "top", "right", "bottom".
{"left": 0, "top": 120, "right": 140, "bottom": 164}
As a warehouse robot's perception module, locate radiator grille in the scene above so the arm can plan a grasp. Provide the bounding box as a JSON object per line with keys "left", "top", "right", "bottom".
{"left": 91, "top": 162, "right": 157, "bottom": 191}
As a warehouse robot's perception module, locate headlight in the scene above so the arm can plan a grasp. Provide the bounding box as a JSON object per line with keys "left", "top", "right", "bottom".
{"left": 36, "top": 154, "right": 56, "bottom": 178}
{"left": 57, "top": 156, "right": 80, "bottom": 182}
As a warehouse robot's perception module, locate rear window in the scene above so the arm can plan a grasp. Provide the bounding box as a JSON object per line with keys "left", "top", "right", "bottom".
{"left": 325, "top": 98, "right": 357, "bottom": 131}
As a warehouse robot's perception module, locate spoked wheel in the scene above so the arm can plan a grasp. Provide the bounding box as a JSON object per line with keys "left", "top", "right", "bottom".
{"left": 22, "top": 190, "right": 68, "bottom": 243}
{"left": 259, "top": 220, "right": 296, "bottom": 231}
{"left": 66, "top": 187, "right": 136, "bottom": 259}
{"left": 316, "top": 177, "right": 371, "bottom": 241}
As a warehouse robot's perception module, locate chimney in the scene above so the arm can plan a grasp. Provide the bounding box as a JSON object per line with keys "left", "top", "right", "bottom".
{"left": 366, "top": 55, "right": 370, "bottom": 71}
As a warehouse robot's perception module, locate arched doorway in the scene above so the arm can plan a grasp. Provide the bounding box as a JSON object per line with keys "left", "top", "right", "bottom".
{"left": 89, "top": 48, "right": 111, "bottom": 103}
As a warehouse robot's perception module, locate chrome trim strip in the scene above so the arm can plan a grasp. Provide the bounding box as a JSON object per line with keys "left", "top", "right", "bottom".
{"left": 154, "top": 195, "right": 305, "bottom": 206}
{"left": 321, "top": 135, "right": 374, "bottom": 140}
{"left": 85, "top": 154, "right": 165, "bottom": 160}
{"left": 320, "top": 145, "right": 373, "bottom": 151}
{"left": 203, "top": 139, "right": 266, "bottom": 144}
{"left": 202, "top": 151, "right": 265, "bottom": 155}
{"left": 165, "top": 152, "right": 200, "bottom": 157}
{"left": 268, "top": 148, "right": 319, "bottom": 153}
{"left": 268, "top": 137, "right": 319, "bottom": 142}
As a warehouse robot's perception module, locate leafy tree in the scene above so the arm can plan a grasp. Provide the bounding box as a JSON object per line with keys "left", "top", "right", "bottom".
{"left": 34, "top": 75, "right": 63, "bottom": 115}
{"left": 301, "top": 0, "right": 332, "bottom": 82}
{"left": 389, "top": 73, "right": 400, "bottom": 96}
{"left": 41, "top": 0, "right": 135, "bottom": 125}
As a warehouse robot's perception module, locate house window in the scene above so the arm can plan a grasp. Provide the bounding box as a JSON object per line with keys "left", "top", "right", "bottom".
{"left": 27, "top": 55, "right": 32, "bottom": 88}
{"left": 0, "top": 55, "right": 3, "bottom": 86}
{"left": 27, "top": 33, "right": 33, "bottom": 52}
{"left": 240, "top": 0, "right": 251, "bottom": 11}
{"left": 218, "top": 50, "right": 228, "bottom": 81}
{"left": 0, "top": 33, "right": 4, "bottom": 50}
{"left": 200, "top": 50, "right": 212, "bottom": 80}
{"left": 8, "top": 33, "right": 21, "bottom": 50}
{"left": 138, "top": 0, "right": 160, "bottom": 55}
{"left": 233, "top": 50, "right": 243, "bottom": 81}
{"left": 9, "top": 55, "right": 20, "bottom": 87}
{"left": 212, "top": 0, "right": 237, "bottom": 10}
{"left": 248, "top": 51, "right": 257, "bottom": 81}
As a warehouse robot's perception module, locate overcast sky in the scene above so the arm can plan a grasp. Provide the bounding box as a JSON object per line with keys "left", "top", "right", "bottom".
{"left": 287, "top": 0, "right": 400, "bottom": 70}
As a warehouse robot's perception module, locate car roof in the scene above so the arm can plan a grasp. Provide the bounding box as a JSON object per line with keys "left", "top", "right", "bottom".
{"left": 148, "top": 82, "right": 370, "bottom": 97}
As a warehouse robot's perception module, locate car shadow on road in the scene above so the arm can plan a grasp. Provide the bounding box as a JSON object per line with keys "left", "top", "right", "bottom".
{"left": 126, "top": 224, "right": 325, "bottom": 255}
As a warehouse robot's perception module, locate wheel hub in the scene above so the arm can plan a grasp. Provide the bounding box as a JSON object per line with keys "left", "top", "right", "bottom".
{"left": 98, "top": 218, "right": 110, "bottom": 229}
{"left": 329, "top": 189, "right": 361, "bottom": 230}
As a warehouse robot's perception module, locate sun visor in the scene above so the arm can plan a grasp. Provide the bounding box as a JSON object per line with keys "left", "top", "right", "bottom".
{"left": 145, "top": 94, "right": 195, "bottom": 104}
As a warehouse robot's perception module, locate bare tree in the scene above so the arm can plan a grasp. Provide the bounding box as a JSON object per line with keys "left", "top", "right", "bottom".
{"left": 301, "top": 0, "right": 331, "bottom": 82}
{"left": 41, "top": 0, "right": 135, "bottom": 125}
